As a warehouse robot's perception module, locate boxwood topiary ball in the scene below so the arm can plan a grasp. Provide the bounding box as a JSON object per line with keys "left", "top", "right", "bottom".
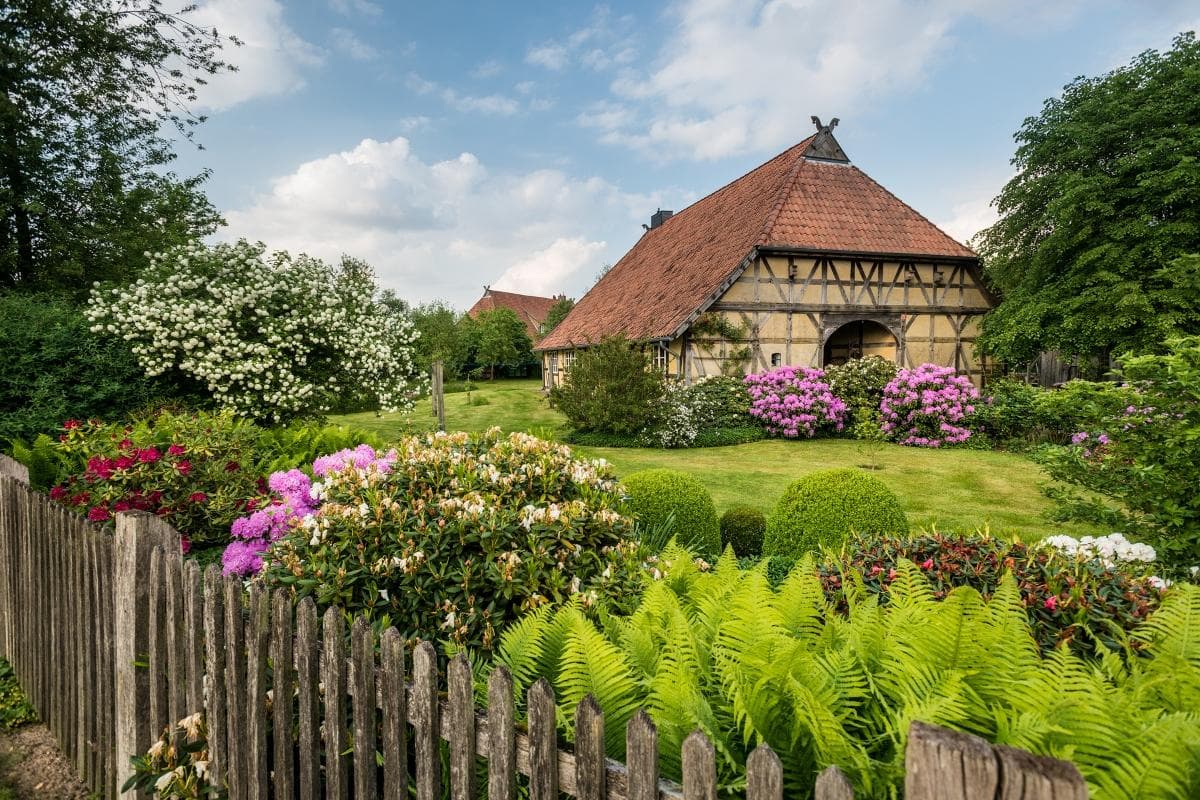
{"left": 622, "top": 468, "right": 721, "bottom": 556}
{"left": 720, "top": 505, "right": 767, "bottom": 557}
{"left": 764, "top": 468, "right": 908, "bottom": 556}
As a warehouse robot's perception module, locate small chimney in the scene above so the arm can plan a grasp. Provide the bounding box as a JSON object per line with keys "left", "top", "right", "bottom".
{"left": 649, "top": 208, "right": 674, "bottom": 229}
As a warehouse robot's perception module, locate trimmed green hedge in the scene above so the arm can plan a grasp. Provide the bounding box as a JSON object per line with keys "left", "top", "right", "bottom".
{"left": 764, "top": 468, "right": 908, "bottom": 556}
{"left": 720, "top": 505, "right": 766, "bottom": 556}
{"left": 622, "top": 468, "right": 720, "bottom": 556}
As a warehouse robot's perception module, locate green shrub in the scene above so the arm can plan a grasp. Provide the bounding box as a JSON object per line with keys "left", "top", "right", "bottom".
{"left": 824, "top": 355, "right": 897, "bottom": 424}
{"left": 0, "top": 660, "right": 35, "bottom": 730}
{"left": 562, "top": 430, "right": 643, "bottom": 448}
{"left": 491, "top": 548, "right": 1200, "bottom": 798}
{"left": 720, "top": 505, "right": 766, "bottom": 556}
{"left": 691, "top": 426, "right": 766, "bottom": 447}
{"left": 263, "top": 430, "right": 645, "bottom": 652}
{"left": 549, "top": 336, "right": 665, "bottom": 435}
{"left": 0, "top": 292, "right": 197, "bottom": 446}
{"left": 1038, "top": 338, "right": 1200, "bottom": 573}
{"left": 1032, "top": 379, "right": 1135, "bottom": 443}
{"left": 973, "top": 378, "right": 1041, "bottom": 443}
{"left": 621, "top": 469, "right": 720, "bottom": 556}
{"left": 686, "top": 376, "right": 754, "bottom": 428}
{"left": 764, "top": 467, "right": 908, "bottom": 556}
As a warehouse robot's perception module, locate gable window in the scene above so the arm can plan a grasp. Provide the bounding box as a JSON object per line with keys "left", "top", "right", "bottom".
{"left": 562, "top": 350, "right": 576, "bottom": 371}
{"left": 771, "top": 353, "right": 782, "bottom": 367}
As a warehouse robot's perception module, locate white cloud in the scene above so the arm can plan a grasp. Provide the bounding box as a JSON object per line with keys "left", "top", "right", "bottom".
{"left": 222, "top": 137, "right": 668, "bottom": 306}
{"left": 190, "top": 0, "right": 324, "bottom": 111}
{"left": 525, "top": 5, "right": 636, "bottom": 72}
{"left": 471, "top": 59, "right": 504, "bottom": 78}
{"left": 329, "top": 0, "right": 382, "bottom": 16}
{"left": 937, "top": 195, "right": 999, "bottom": 248}
{"left": 595, "top": 0, "right": 1073, "bottom": 161}
{"left": 494, "top": 238, "right": 607, "bottom": 296}
{"left": 331, "top": 27, "right": 379, "bottom": 61}
{"left": 407, "top": 73, "right": 520, "bottom": 115}
{"left": 526, "top": 43, "right": 570, "bottom": 70}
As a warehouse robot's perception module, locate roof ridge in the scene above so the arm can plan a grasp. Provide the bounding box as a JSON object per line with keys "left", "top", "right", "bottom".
{"left": 757, "top": 146, "right": 811, "bottom": 246}
{"left": 846, "top": 165, "right": 976, "bottom": 256}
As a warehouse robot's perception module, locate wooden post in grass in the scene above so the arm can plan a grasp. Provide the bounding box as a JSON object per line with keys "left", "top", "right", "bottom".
{"left": 114, "top": 511, "right": 181, "bottom": 797}
{"left": 432, "top": 360, "right": 446, "bottom": 431}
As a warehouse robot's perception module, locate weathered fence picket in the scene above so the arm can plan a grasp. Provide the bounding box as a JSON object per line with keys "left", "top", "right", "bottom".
{"left": 0, "top": 455, "right": 1092, "bottom": 800}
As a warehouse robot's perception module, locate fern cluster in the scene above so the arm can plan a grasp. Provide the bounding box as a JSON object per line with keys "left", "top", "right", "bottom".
{"left": 489, "top": 547, "right": 1200, "bottom": 799}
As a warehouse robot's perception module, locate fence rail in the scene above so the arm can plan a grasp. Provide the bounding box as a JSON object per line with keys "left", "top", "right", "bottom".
{"left": 0, "top": 454, "right": 1088, "bottom": 799}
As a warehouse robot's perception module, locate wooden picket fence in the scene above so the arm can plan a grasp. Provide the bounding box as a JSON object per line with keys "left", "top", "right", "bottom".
{"left": 0, "top": 454, "right": 1089, "bottom": 799}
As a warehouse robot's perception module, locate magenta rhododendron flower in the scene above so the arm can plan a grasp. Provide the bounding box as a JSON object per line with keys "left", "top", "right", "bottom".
{"left": 879, "top": 364, "right": 979, "bottom": 447}
{"left": 744, "top": 366, "right": 847, "bottom": 438}
{"left": 221, "top": 444, "right": 395, "bottom": 577}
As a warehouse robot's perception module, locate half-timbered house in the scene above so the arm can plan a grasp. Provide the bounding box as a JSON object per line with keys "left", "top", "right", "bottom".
{"left": 535, "top": 119, "right": 993, "bottom": 388}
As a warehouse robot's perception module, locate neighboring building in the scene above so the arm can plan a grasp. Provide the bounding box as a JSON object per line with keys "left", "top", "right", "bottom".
{"left": 467, "top": 287, "right": 561, "bottom": 342}
{"left": 536, "top": 118, "right": 994, "bottom": 388}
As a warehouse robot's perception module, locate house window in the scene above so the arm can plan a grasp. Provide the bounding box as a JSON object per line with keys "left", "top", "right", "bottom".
{"left": 653, "top": 346, "right": 669, "bottom": 373}
{"left": 562, "top": 351, "right": 576, "bottom": 371}
{"left": 771, "top": 352, "right": 782, "bottom": 367}
{"left": 787, "top": 260, "right": 798, "bottom": 280}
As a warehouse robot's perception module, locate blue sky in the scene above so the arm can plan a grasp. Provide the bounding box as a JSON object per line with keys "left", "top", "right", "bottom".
{"left": 171, "top": 0, "right": 1199, "bottom": 309}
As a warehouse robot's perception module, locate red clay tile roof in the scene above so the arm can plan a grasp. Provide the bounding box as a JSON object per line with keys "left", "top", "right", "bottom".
{"left": 537, "top": 134, "right": 976, "bottom": 351}
{"left": 468, "top": 289, "right": 559, "bottom": 340}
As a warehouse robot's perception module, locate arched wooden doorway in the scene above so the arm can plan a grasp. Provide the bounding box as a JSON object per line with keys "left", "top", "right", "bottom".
{"left": 822, "top": 320, "right": 898, "bottom": 366}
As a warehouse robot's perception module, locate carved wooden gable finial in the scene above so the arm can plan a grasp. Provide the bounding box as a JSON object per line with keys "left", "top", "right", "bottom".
{"left": 804, "top": 115, "right": 849, "bottom": 163}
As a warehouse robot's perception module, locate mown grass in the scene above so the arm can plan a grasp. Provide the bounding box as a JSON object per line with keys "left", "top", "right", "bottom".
{"left": 333, "top": 379, "right": 1102, "bottom": 539}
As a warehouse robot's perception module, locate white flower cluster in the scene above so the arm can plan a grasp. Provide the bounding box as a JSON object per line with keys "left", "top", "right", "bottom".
{"left": 85, "top": 240, "right": 424, "bottom": 422}
{"left": 642, "top": 381, "right": 699, "bottom": 448}
{"left": 1043, "top": 532, "right": 1156, "bottom": 567}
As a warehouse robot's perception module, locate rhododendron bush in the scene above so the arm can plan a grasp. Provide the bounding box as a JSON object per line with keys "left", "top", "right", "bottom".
{"left": 48, "top": 410, "right": 265, "bottom": 547}
{"left": 880, "top": 363, "right": 979, "bottom": 446}
{"left": 744, "top": 366, "right": 846, "bottom": 438}
{"left": 85, "top": 240, "right": 423, "bottom": 422}
{"left": 221, "top": 444, "right": 398, "bottom": 576}
{"left": 257, "top": 429, "right": 646, "bottom": 651}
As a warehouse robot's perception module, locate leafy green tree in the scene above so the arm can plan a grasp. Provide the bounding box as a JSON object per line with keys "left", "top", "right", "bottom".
{"left": 0, "top": 1, "right": 237, "bottom": 294}
{"left": 541, "top": 296, "right": 575, "bottom": 336}
{"left": 977, "top": 33, "right": 1200, "bottom": 368}
{"left": 549, "top": 335, "right": 665, "bottom": 434}
{"left": 410, "top": 301, "right": 471, "bottom": 377}
{"left": 474, "top": 308, "right": 534, "bottom": 379}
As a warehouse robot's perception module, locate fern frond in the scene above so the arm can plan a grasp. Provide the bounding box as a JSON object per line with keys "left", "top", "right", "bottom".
{"left": 1136, "top": 584, "right": 1200, "bottom": 669}
{"left": 556, "top": 610, "right": 642, "bottom": 757}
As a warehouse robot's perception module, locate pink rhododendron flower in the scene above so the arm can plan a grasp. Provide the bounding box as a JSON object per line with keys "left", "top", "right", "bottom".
{"left": 879, "top": 364, "right": 979, "bottom": 447}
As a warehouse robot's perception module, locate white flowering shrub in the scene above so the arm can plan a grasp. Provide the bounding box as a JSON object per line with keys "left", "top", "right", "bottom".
{"left": 640, "top": 382, "right": 699, "bottom": 448}
{"left": 86, "top": 240, "right": 423, "bottom": 422}
{"left": 1042, "top": 532, "right": 1157, "bottom": 567}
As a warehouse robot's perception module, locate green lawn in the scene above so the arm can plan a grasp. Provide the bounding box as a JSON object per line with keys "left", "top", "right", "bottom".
{"left": 334, "top": 379, "right": 1101, "bottom": 539}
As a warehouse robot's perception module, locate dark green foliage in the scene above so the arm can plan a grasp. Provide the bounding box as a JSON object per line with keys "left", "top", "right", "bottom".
{"left": 820, "top": 531, "right": 1161, "bottom": 655}
{"left": 972, "top": 378, "right": 1041, "bottom": 443}
{"left": 1, "top": 0, "right": 234, "bottom": 292}
{"left": 0, "top": 660, "right": 35, "bottom": 730}
{"left": 1039, "top": 338, "right": 1200, "bottom": 572}
{"left": 541, "top": 297, "right": 575, "bottom": 336}
{"left": 764, "top": 468, "right": 908, "bottom": 556}
{"left": 973, "top": 378, "right": 1136, "bottom": 447}
{"left": 470, "top": 308, "right": 535, "bottom": 379}
{"left": 0, "top": 293, "right": 197, "bottom": 446}
{"left": 691, "top": 426, "right": 766, "bottom": 447}
{"left": 410, "top": 300, "right": 472, "bottom": 377}
{"left": 824, "top": 356, "right": 897, "bottom": 424}
{"left": 977, "top": 33, "right": 1200, "bottom": 366}
{"left": 621, "top": 468, "right": 720, "bottom": 556}
{"left": 564, "top": 426, "right": 764, "bottom": 449}
{"left": 686, "top": 376, "right": 755, "bottom": 428}
{"left": 720, "top": 505, "right": 766, "bottom": 556}
{"left": 550, "top": 336, "right": 666, "bottom": 436}
{"left": 491, "top": 548, "right": 1200, "bottom": 799}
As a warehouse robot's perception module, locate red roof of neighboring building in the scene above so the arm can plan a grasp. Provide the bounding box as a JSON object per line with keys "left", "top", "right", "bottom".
{"left": 537, "top": 131, "right": 975, "bottom": 351}
{"left": 467, "top": 288, "right": 560, "bottom": 340}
